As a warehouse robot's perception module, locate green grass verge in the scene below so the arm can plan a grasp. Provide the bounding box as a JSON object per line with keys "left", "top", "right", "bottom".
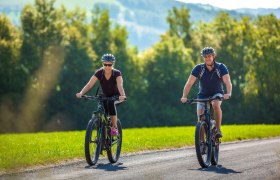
{"left": 0, "top": 124, "right": 280, "bottom": 172}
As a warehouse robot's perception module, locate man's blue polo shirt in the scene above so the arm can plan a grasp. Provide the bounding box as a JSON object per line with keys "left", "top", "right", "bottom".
{"left": 191, "top": 61, "right": 229, "bottom": 98}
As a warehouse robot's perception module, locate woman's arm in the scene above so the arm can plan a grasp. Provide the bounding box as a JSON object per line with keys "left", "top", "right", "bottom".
{"left": 116, "top": 76, "right": 126, "bottom": 100}
{"left": 76, "top": 75, "right": 98, "bottom": 98}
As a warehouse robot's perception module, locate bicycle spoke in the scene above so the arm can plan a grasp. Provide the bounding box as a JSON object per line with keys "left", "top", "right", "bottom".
{"left": 111, "top": 138, "right": 119, "bottom": 146}
{"left": 90, "top": 140, "right": 98, "bottom": 143}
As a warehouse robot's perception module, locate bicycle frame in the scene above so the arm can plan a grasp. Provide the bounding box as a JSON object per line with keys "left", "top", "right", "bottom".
{"left": 94, "top": 99, "right": 109, "bottom": 126}
{"left": 189, "top": 96, "right": 220, "bottom": 135}
{"left": 91, "top": 96, "right": 117, "bottom": 146}
{"left": 85, "top": 95, "right": 117, "bottom": 122}
{"left": 84, "top": 95, "right": 120, "bottom": 141}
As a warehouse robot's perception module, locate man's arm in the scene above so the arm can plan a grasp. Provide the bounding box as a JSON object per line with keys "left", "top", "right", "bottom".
{"left": 222, "top": 74, "right": 232, "bottom": 99}
{"left": 181, "top": 74, "right": 197, "bottom": 103}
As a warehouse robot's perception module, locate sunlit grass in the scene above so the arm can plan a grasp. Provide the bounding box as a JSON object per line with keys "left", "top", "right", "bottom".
{"left": 0, "top": 131, "right": 83, "bottom": 172}
{"left": 0, "top": 124, "right": 279, "bottom": 172}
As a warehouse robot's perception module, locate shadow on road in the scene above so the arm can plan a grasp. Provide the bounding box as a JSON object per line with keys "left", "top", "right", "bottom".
{"left": 85, "top": 162, "right": 128, "bottom": 172}
{"left": 190, "top": 165, "right": 242, "bottom": 174}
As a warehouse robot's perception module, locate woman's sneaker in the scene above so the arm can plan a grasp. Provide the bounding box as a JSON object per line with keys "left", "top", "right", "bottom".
{"left": 110, "top": 127, "right": 118, "bottom": 136}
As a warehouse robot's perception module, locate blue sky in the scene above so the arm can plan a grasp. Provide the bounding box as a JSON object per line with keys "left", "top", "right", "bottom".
{"left": 176, "top": 0, "right": 280, "bottom": 9}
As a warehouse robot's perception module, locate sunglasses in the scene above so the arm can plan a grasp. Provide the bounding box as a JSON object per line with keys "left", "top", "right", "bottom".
{"left": 103, "top": 63, "right": 113, "bottom": 67}
{"left": 203, "top": 54, "right": 214, "bottom": 58}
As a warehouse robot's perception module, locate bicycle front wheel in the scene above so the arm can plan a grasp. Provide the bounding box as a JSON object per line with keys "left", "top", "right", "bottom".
{"left": 211, "top": 129, "right": 220, "bottom": 165}
{"left": 84, "top": 117, "right": 103, "bottom": 166}
{"left": 107, "top": 119, "right": 122, "bottom": 163}
{"left": 195, "top": 120, "right": 212, "bottom": 168}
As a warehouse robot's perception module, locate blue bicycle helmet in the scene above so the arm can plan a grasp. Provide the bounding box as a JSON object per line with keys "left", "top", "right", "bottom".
{"left": 201, "top": 47, "right": 215, "bottom": 57}
{"left": 101, "top": 53, "right": 116, "bottom": 62}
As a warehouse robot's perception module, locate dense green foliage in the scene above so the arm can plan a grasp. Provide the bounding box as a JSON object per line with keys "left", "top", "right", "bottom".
{"left": 1, "top": 125, "right": 280, "bottom": 171}
{"left": 0, "top": 0, "right": 279, "bottom": 133}
{"left": 2, "top": 0, "right": 279, "bottom": 51}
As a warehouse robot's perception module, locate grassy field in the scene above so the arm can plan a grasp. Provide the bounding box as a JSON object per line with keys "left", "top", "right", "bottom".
{"left": 0, "top": 124, "right": 280, "bottom": 173}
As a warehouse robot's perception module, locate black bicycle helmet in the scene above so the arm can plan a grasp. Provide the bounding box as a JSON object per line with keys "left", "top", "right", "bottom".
{"left": 201, "top": 47, "right": 215, "bottom": 57}
{"left": 101, "top": 53, "right": 116, "bottom": 62}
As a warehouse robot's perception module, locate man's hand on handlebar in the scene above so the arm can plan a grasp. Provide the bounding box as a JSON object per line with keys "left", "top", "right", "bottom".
{"left": 223, "top": 93, "right": 231, "bottom": 100}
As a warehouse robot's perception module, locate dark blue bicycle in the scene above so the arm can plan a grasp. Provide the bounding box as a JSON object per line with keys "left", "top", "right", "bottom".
{"left": 187, "top": 96, "right": 223, "bottom": 168}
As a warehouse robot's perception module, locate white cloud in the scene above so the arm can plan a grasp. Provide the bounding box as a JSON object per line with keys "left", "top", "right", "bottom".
{"left": 176, "top": 0, "right": 280, "bottom": 10}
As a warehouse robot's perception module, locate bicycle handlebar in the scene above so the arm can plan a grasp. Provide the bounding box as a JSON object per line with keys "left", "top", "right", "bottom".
{"left": 186, "top": 96, "right": 223, "bottom": 104}
{"left": 81, "top": 95, "right": 126, "bottom": 102}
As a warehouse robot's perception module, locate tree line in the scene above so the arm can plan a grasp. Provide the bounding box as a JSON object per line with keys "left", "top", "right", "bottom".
{"left": 0, "top": 0, "right": 279, "bottom": 133}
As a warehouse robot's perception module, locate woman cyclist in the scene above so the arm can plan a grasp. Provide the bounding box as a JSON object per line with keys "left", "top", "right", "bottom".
{"left": 76, "top": 53, "right": 126, "bottom": 136}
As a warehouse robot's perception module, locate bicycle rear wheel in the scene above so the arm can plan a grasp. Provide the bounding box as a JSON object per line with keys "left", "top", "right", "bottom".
{"left": 211, "top": 129, "right": 220, "bottom": 165}
{"left": 84, "top": 117, "right": 103, "bottom": 166}
{"left": 107, "top": 119, "right": 122, "bottom": 163}
{"left": 195, "top": 121, "right": 212, "bottom": 168}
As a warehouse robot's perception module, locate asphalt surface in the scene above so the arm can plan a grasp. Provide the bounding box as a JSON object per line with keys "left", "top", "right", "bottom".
{"left": 1, "top": 137, "right": 280, "bottom": 180}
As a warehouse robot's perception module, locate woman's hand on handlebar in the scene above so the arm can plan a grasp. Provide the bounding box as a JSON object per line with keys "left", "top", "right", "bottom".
{"left": 119, "top": 95, "right": 126, "bottom": 102}
{"left": 76, "top": 92, "right": 83, "bottom": 98}
{"left": 181, "top": 97, "right": 187, "bottom": 104}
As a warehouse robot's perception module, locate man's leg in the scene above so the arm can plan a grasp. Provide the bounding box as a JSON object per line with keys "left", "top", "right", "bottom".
{"left": 212, "top": 100, "right": 222, "bottom": 137}
{"left": 197, "top": 102, "right": 205, "bottom": 121}
{"left": 212, "top": 100, "right": 222, "bottom": 128}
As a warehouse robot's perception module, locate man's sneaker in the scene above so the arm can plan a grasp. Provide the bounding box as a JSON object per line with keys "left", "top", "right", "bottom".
{"left": 216, "top": 129, "right": 223, "bottom": 138}
{"left": 110, "top": 128, "right": 118, "bottom": 136}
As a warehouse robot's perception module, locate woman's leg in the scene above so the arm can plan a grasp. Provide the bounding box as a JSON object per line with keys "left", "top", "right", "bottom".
{"left": 107, "top": 101, "right": 118, "bottom": 129}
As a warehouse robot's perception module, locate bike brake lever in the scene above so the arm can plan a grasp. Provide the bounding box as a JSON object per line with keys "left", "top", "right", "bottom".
{"left": 186, "top": 99, "right": 194, "bottom": 104}
{"left": 216, "top": 96, "right": 224, "bottom": 101}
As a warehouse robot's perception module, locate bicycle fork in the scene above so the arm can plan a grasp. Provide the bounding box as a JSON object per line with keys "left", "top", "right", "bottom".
{"left": 206, "top": 125, "right": 212, "bottom": 148}
{"left": 101, "top": 117, "right": 112, "bottom": 152}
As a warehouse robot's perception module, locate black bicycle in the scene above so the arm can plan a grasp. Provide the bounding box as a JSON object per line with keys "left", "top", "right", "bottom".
{"left": 81, "top": 95, "right": 123, "bottom": 166}
{"left": 186, "top": 96, "right": 223, "bottom": 168}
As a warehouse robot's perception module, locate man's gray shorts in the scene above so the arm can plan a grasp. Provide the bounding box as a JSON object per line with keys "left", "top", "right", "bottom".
{"left": 197, "top": 93, "right": 223, "bottom": 111}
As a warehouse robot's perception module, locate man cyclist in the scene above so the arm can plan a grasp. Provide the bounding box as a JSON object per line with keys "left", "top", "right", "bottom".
{"left": 76, "top": 53, "right": 126, "bottom": 136}
{"left": 181, "top": 47, "right": 232, "bottom": 138}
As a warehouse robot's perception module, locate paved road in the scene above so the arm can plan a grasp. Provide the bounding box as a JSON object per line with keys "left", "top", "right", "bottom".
{"left": 1, "top": 137, "right": 280, "bottom": 180}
